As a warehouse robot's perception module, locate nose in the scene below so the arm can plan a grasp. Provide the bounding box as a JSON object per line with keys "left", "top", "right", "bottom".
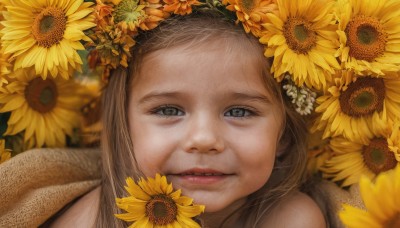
{"left": 183, "top": 113, "right": 225, "bottom": 154}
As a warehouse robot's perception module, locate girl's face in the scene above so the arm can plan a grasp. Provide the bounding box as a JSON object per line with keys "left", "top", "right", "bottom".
{"left": 128, "top": 41, "right": 283, "bottom": 212}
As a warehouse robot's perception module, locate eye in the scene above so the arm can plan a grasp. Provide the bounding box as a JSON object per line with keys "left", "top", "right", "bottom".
{"left": 224, "top": 107, "right": 255, "bottom": 118}
{"left": 152, "top": 105, "right": 184, "bottom": 117}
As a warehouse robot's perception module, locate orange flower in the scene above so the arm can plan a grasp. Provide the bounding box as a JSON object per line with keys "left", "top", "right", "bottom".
{"left": 95, "top": 0, "right": 114, "bottom": 28}
{"left": 224, "top": 0, "right": 276, "bottom": 37}
{"left": 141, "top": 0, "right": 170, "bottom": 30}
{"left": 112, "top": 0, "right": 169, "bottom": 33}
{"left": 163, "top": 0, "right": 201, "bottom": 16}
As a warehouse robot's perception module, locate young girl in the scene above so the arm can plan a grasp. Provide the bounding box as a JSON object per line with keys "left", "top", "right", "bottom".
{"left": 49, "top": 10, "right": 327, "bottom": 227}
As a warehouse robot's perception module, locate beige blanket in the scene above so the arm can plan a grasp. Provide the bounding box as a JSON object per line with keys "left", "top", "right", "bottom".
{"left": 0, "top": 148, "right": 101, "bottom": 227}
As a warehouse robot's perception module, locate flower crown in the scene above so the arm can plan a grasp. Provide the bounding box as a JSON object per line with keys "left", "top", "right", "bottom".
{"left": 1, "top": 0, "right": 400, "bottom": 225}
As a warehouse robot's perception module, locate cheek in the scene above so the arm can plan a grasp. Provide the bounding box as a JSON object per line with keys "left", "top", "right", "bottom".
{"left": 232, "top": 127, "right": 279, "bottom": 190}
{"left": 240, "top": 140, "right": 276, "bottom": 181}
{"left": 130, "top": 120, "right": 179, "bottom": 176}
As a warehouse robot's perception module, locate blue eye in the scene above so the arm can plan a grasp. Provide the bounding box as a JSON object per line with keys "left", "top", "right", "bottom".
{"left": 225, "top": 107, "right": 254, "bottom": 118}
{"left": 152, "top": 106, "right": 184, "bottom": 116}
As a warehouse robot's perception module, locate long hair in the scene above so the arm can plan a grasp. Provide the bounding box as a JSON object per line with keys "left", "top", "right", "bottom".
{"left": 96, "top": 10, "right": 309, "bottom": 227}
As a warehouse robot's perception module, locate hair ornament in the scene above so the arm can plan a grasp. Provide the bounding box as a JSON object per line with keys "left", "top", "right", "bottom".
{"left": 282, "top": 74, "right": 317, "bottom": 116}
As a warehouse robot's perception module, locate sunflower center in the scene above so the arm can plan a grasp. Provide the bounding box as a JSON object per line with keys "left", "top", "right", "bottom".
{"left": 339, "top": 77, "right": 385, "bottom": 117}
{"left": 146, "top": 194, "right": 177, "bottom": 225}
{"left": 345, "top": 15, "right": 387, "bottom": 61}
{"left": 32, "top": 7, "right": 67, "bottom": 48}
{"left": 114, "top": 0, "right": 145, "bottom": 24}
{"left": 385, "top": 213, "right": 400, "bottom": 228}
{"left": 25, "top": 77, "right": 58, "bottom": 113}
{"left": 363, "top": 138, "right": 397, "bottom": 175}
{"left": 283, "top": 17, "right": 317, "bottom": 54}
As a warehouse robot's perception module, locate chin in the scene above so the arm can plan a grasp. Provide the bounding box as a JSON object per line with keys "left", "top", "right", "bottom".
{"left": 194, "top": 197, "right": 246, "bottom": 214}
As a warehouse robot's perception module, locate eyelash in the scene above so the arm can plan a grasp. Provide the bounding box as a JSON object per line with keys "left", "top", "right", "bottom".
{"left": 224, "top": 106, "right": 258, "bottom": 118}
{"left": 150, "top": 105, "right": 258, "bottom": 118}
{"left": 150, "top": 105, "right": 185, "bottom": 117}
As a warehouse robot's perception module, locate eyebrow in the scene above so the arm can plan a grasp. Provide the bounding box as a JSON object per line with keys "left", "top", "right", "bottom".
{"left": 138, "top": 91, "right": 183, "bottom": 104}
{"left": 138, "top": 91, "right": 272, "bottom": 104}
{"left": 230, "top": 92, "right": 272, "bottom": 104}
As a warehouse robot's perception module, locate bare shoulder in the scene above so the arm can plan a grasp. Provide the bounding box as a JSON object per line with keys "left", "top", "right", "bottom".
{"left": 259, "top": 191, "right": 326, "bottom": 228}
{"left": 50, "top": 186, "right": 101, "bottom": 228}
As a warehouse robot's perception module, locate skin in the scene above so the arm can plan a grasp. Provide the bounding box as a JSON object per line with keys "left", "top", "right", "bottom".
{"left": 128, "top": 40, "right": 283, "bottom": 225}
{"left": 51, "top": 40, "right": 326, "bottom": 228}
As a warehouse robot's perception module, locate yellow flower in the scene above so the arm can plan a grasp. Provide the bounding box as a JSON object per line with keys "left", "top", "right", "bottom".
{"left": 0, "top": 67, "right": 86, "bottom": 148}
{"left": 0, "top": 1, "right": 5, "bottom": 31}
{"left": 321, "top": 121, "right": 400, "bottom": 187}
{"left": 115, "top": 174, "right": 205, "bottom": 227}
{"left": 339, "top": 165, "right": 400, "bottom": 228}
{"left": 224, "top": 0, "right": 276, "bottom": 37}
{"left": 163, "top": 0, "right": 201, "bottom": 16}
{"left": 260, "top": 0, "right": 340, "bottom": 90}
{"left": 0, "top": 50, "right": 11, "bottom": 87}
{"left": 0, "top": 139, "right": 11, "bottom": 164}
{"left": 307, "top": 131, "right": 332, "bottom": 176}
{"left": 312, "top": 71, "right": 400, "bottom": 144}
{"left": 0, "top": 0, "right": 96, "bottom": 79}
{"left": 336, "top": 0, "right": 400, "bottom": 76}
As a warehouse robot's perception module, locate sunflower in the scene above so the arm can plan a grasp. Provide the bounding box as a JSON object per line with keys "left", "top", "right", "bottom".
{"left": 321, "top": 121, "right": 400, "bottom": 187}
{"left": 0, "top": 139, "right": 11, "bottom": 164}
{"left": 0, "top": 0, "right": 96, "bottom": 80}
{"left": 115, "top": 174, "right": 205, "bottom": 227}
{"left": 259, "top": 0, "right": 340, "bottom": 90}
{"left": 307, "top": 130, "right": 332, "bottom": 176}
{"left": 312, "top": 71, "right": 400, "bottom": 144}
{"left": 0, "top": 67, "right": 86, "bottom": 148}
{"left": 0, "top": 50, "right": 11, "bottom": 87}
{"left": 0, "top": 1, "right": 5, "bottom": 31}
{"left": 339, "top": 165, "right": 400, "bottom": 228}
{"left": 336, "top": 0, "right": 400, "bottom": 76}
{"left": 224, "top": 0, "right": 276, "bottom": 37}
{"left": 163, "top": 0, "right": 201, "bottom": 16}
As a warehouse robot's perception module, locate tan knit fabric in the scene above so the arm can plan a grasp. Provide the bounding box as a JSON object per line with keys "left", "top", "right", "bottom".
{"left": 0, "top": 148, "right": 101, "bottom": 227}
{"left": 319, "top": 180, "right": 366, "bottom": 228}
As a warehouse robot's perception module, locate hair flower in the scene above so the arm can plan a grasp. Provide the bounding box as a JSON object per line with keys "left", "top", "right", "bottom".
{"left": 335, "top": 0, "right": 400, "bottom": 75}
{"left": 115, "top": 173, "right": 205, "bottom": 227}
{"left": 0, "top": 0, "right": 96, "bottom": 79}
{"left": 282, "top": 74, "right": 317, "bottom": 116}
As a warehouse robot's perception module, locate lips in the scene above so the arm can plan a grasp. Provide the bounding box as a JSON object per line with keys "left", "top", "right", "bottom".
{"left": 170, "top": 168, "right": 232, "bottom": 185}
{"left": 177, "top": 168, "right": 226, "bottom": 176}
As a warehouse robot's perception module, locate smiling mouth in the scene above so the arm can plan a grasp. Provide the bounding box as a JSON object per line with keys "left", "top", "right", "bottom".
{"left": 170, "top": 172, "right": 231, "bottom": 185}
{"left": 175, "top": 168, "right": 229, "bottom": 176}
{"left": 178, "top": 172, "right": 225, "bottom": 176}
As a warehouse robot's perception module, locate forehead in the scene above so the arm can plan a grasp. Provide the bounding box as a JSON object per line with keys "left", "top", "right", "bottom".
{"left": 132, "top": 38, "right": 276, "bottom": 100}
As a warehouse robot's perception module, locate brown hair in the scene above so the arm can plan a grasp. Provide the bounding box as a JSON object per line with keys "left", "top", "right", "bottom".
{"left": 97, "top": 10, "right": 309, "bottom": 227}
